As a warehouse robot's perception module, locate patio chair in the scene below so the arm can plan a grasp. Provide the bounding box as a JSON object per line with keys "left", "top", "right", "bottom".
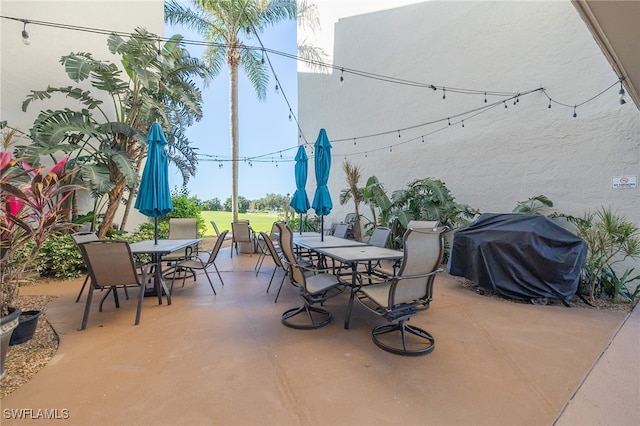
{"left": 276, "top": 222, "right": 344, "bottom": 329}
{"left": 256, "top": 231, "right": 289, "bottom": 302}
{"left": 164, "top": 218, "right": 198, "bottom": 279}
{"left": 231, "top": 220, "right": 257, "bottom": 257}
{"left": 373, "top": 222, "right": 440, "bottom": 277}
{"left": 71, "top": 231, "right": 100, "bottom": 303}
{"left": 332, "top": 223, "right": 349, "bottom": 238}
{"left": 169, "top": 230, "right": 228, "bottom": 294}
{"left": 255, "top": 222, "right": 280, "bottom": 274}
{"left": 349, "top": 227, "right": 447, "bottom": 356}
{"left": 78, "top": 240, "right": 152, "bottom": 329}
{"left": 368, "top": 226, "right": 392, "bottom": 248}
{"left": 210, "top": 220, "right": 231, "bottom": 240}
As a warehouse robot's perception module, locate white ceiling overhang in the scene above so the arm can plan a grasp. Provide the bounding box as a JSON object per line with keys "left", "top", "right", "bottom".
{"left": 572, "top": 0, "right": 640, "bottom": 109}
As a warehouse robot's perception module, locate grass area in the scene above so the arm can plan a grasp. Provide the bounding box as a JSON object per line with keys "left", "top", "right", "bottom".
{"left": 200, "top": 211, "right": 283, "bottom": 236}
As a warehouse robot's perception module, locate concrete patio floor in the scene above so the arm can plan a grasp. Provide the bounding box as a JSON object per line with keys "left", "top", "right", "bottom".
{"left": 2, "top": 244, "right": 638, "bottom": 425}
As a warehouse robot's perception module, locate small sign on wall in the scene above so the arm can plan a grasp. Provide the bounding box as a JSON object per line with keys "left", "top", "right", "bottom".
{"left": 611, "top": 176, "right": 637, "bottom": 189}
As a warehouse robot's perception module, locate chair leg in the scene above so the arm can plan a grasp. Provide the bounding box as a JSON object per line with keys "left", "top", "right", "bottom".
{"left": 266, "top": 267, "right": 278, "bottom": 292}
{"left": 81, "top": 285, "right": 95, "bottom": 330}
{"left": 281, "top": 302, "right": 333, "bottom": 329}
{"left": 135, "top": 284, "right": 145, "bottom": 326}
{"left": 274, "top": 269, "right": 288, "bottom": 303}
{"left": 213, "top": 263, "right": 224, "bottom": 286}
{"left": 76, "top": 274, "right": 90, "bottom": 303}
{"left": 202, "top": 269, "right": 216, "bottom": 295}
{"left": 371, "top": 320, "right": 435, "bottom": 356}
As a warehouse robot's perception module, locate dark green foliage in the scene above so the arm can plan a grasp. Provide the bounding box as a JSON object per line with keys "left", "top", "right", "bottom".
{"left": 32, "top": 235, "right": 85, "bottom": 279}
{"left": 164, "top": 187, "right": 206, "bottom": 235}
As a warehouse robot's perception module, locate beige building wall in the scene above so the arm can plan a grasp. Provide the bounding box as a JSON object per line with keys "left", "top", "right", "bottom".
{"left": 0, "top": 0, "right": 164, "bottom": 231}
{"left": 299, "top": 1, "right": 639, "bottom": 257}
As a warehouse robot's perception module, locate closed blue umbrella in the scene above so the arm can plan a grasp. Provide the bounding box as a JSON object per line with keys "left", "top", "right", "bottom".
{"left": 134, "top": 122, "right": 173, "bottom": 244}
{"left": 311, "top": 129, "right": 332, "bottom": 241}
{"left": 290, "top": 146, "right": 311, "bottom": 234}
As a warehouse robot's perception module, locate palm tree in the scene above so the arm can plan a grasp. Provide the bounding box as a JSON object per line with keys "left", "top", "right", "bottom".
{"left": 165, "top": 0, "right": 297, "bottom": 222}
{"left": 339, "top": 160, "right": 363, "bottom": 241}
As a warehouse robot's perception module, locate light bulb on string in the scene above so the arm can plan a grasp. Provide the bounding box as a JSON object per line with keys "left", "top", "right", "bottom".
{"left": 21, "top": 21, "right": 30, "bottom": 45}
{"left": 448, "top": 118, "right": 451, "bottom": 126}
{"left": 340, "top": 68, "right": 344, "bottom": 85}
{"left": 275, "top": 83, "right": 279, "bottom": 94}
{"left": 364, "top": 152, "right": 368, "bottom": 158}
{"left": 461, "top": 120, "right": 465, "bottom": 128}
{"left": 288, "top": 112, "right": 292, "bottom": 121}
{"left": 504, "top": 101, "right": 508, "bottom": 109}
{"left": 548, "top": 99, "right": 552, "bottom": 109}
{"left": 619, "top": 82, "right": 626, "bottom": 105}
{"left": 421, "top": 136, "right": 425, "bottom": 143}
{"left": 279, "top": 151, "right": 282, "bottom": 158}
{"left": 261, "top": 50, "right": 265, "bottom": 65}
{"left": 397, "top": 130, "right": 401, "bottom": 138}
{"left": 484, "top": 92, "right": 487, "bottom": 103}
{"left": 442, "top": 87, "right": 446, "bottom": 100}
{"left": 353, "top": 138, "right": 356, "bottom": 145}
{"left": 156, "top": 40, "right": 162, "bottom": 61}
{"left": 572, "top": 106, "right": 577, "bottom": 118}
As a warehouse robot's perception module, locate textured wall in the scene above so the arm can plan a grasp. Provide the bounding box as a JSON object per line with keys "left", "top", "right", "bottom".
{"left": 299, "top": 1, "right": 639, "bottom": 246}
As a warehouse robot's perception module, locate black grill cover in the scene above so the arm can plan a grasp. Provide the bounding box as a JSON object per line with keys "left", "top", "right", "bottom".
{"left": 447, "top": 214, "right": 586, "bottom": 302}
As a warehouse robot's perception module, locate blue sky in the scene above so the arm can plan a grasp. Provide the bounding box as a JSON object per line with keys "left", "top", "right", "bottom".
{"left": 165, "top": 19, "right": 301, "bottom": 202}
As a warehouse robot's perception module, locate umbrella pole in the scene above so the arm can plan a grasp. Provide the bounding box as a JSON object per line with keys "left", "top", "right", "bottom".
{"left": 299, "top": 213, "right": 302, "bottom": 234}
{"left": 154, "top": 217, "right": 158, "bottom": 245}
{"left": 321, "top": 216, "right": 324, "bottom": 241}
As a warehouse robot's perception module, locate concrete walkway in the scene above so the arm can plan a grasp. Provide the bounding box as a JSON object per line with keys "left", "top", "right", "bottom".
{"left": 2, "top": 246, "right": 637, "bottom": 425}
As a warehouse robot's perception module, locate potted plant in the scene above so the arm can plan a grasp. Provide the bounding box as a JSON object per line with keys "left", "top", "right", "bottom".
{"left": 1, "top": 147, "right": 80, "bottom": 379}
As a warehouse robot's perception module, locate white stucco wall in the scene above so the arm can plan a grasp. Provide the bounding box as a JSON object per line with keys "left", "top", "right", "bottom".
{"left": 299, "top": 1, "right": 639, "bottom": 253}
{"left": 1, "top": 0, "right": 164, "bottom": 232}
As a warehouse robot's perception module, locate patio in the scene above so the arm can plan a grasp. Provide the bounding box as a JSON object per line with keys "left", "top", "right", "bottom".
{"left": 2, "top": 243, "right": 638, "bottom": 425}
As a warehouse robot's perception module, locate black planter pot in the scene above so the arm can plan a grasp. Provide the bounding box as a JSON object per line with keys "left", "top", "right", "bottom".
{"left": 1, "top": 307, "right": 22, "bottom": 380}
{"left": 9, "top": 310, "right": 42, "bottom": 346}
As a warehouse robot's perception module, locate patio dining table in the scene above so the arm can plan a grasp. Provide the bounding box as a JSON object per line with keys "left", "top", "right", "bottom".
{"left": 312, "top": 245, "right": 404, "bottom": 329}
{"left": 129, "top": 238, "right": 202, "bottom": 306}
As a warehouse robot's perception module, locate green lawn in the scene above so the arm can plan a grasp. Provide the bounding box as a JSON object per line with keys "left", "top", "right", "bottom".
{"left": 200, "top": 211, "right": 283, "bottom": 236}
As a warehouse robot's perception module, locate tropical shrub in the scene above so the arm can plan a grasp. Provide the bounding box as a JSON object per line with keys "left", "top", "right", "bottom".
{"left": 575, "top": 208, "right": 640, "bottom": 301}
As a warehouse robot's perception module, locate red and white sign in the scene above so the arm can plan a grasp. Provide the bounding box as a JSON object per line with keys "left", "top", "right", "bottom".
{"left": 612, "top": 176, "right": 637, "bottom": 189}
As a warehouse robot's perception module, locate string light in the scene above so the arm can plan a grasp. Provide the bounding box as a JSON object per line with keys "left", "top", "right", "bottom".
{"left": 156, "top": 39, "right": 162, "bottom": 61}
{"left": 448, "top": 118, "right": 451, "bottom": 126}
{"left": 619, "top": 82, "right": 626, "bottom": 105}
{"left": 261, "top": 49, "right": 265, "bottom": 65}
{"left": 1, "top": 15, "right": 626, "bottom": 166}
{"left": 353, "top": 138, "right": 356, "bottom": 145}
{"left": 504, "top": 101, "right": 508, "bottom": 108}
{"left": 340, "top": 68, "right": 344, "bottom": 85}
{"left": 21, "top": 20, "right": 30, "bottom": 45}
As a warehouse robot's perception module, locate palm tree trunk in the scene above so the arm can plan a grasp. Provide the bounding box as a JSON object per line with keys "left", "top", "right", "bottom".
{"left": 229, "top": 61, "right": 240, "bottom": 222}
{"left": 98, "top": 179, "right": 127, "bottom": 238}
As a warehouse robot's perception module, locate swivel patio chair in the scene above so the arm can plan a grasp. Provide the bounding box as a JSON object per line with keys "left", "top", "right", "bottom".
{"left": 231, "top": 220, "right": 257, "bottom": 257}
{"left": 350, "top": 227, "right": 447, "bottom": 356}
{"left": 276, "top": 222, "right": 344, "bottom": 329}
{"left": 78, "top": 240, "right": 152, "bottom": 329}
{"left": 169, "top": 230, "right": 228, "bottom": 294}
